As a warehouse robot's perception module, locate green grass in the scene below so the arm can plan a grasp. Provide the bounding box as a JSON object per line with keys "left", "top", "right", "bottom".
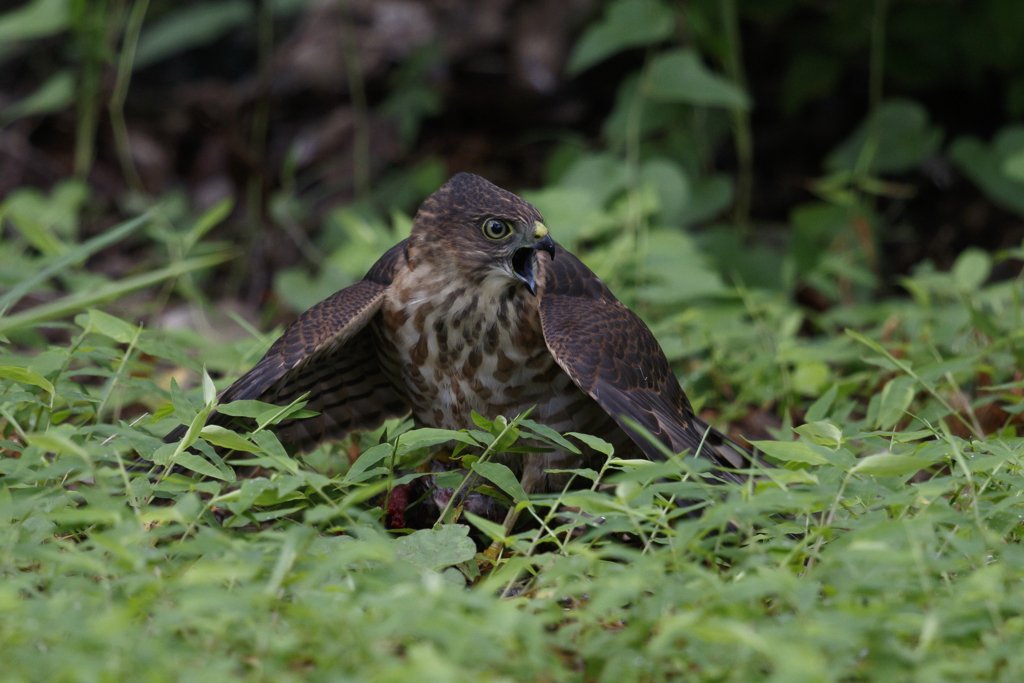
{"left": 3, "top": 217, "right": 1024, "bottom": 682}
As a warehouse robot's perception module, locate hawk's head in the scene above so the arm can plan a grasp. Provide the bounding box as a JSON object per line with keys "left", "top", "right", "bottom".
{"left": 409, "top": 173, "right": 555, "bottom": 295}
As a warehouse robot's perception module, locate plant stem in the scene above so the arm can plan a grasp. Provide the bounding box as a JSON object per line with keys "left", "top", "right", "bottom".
{"left": 721, "top": 0, "right": 753, "bottom": 231}
{"left": 625, "top": 61, "right": 648, "bottom": 299}
{"left": 74, "top": 0, "right": 109, "bottom": 179}
{"left": 432, "top": 420, "right": 516, "bottom": 529}
{"left": 109, "top": 0, "right": 149, "bottom": 194}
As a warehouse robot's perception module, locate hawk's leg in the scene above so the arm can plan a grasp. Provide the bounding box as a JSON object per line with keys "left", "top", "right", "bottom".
{"left": 483, "top": 504, "right": 524, "bottom": 562}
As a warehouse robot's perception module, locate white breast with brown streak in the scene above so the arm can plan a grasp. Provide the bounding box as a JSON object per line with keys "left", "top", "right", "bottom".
{"left": 373, "top": 262, "right": 633, "bottom": 492}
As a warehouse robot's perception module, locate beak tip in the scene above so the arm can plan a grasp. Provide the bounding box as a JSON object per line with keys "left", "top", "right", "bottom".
{"left": 535, "top": 234, "right": 556, "bottom": 260}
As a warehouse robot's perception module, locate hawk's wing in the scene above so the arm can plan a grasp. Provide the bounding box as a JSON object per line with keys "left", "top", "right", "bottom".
{"left": 537, "top": 245, "right": 747, "bottom": 481}
{"left": 169, "top": 241, "right": 411, "bottom": 452}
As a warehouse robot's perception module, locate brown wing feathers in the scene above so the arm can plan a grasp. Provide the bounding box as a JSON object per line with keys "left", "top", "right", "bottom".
{"left": 538, "top": 245, "right": 746, "bottom": 481}
{"left": 165, "top": 242, "right": 410, "bottom": 450}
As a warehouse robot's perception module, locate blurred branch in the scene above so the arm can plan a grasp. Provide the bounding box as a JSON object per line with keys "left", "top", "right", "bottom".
{"left": 869, "top": 0, "right": 889, "bottom": 111}
{"left": 239, "top": 0, "right": 274, "bottom": 301}
{"left": 341, "top": 1, "right": 371, "bottom": 199}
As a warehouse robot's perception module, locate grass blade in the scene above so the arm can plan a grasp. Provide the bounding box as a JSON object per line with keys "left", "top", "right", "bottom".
{"left": 0, "top": 209, "right": 155, "bottom": 317}
{"left": 0, "top": 251, "right": 233, "bottom": 334}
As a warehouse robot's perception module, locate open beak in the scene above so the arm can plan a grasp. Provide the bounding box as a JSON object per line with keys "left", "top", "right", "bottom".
{"left": 511, "top": 225, "right": 556, "bottom": 296}
{"left": 534, "top": 233, "right": 556, "bottom": 260}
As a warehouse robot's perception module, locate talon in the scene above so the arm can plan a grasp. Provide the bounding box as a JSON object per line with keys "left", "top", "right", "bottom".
{"left": 483, "top": 540, "right": 503, "bottom": 562}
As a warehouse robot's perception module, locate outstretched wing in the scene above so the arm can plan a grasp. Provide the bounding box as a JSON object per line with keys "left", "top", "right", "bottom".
{"left": 170, "top": 241, "right": 411, "bottom": 452}
{"left": 537, "top": 244, "right": 747, "bottom": 481}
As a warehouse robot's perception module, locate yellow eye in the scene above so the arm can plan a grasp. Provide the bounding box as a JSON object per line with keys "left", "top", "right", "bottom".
{"left": 482, "top": 218, "right": 513, "bottom": 241}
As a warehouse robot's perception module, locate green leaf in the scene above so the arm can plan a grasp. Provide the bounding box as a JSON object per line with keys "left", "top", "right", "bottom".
{"left": 566, "top": 0, "right": 674, "bottom": 76}
{"left": 464, "top": 511, "right": 511, "bottom": 543}
{"left": 752, "top": 440, "right": 831, "bottom": 466}
{"left": 150, "top": 402, "right": 175, "bottom": 424}
{"left": 169, "top": 378, "right": 197, "bottom": 427}
{"left": 471, "top": 461, "right": 529, "bottom": 503}
{"left": 645, "top": 49, "right": 751, "bottom": 109}
{"left": 949, "top": 127, "right": 1024, "bottom": 219}
{"left": 217, "top": 399, "right": 281, "bottom": 418}
{"left": 26, "top": 431, "right": 90, "bottom": 461}
{"left": 826, "top": 99, "right": 943, "bottom": 175}
{"left": 397, "top": 428, "right": 480, "bottom": 456}
{"left": 85, "top": 309, "right": 139, "bottom": 344}
{"left": 254, "top": 394, "right": 311, "bottom": 429}
{"left": 568, "top": 432, "right": 614, "bottom": 456}
{"left": 470, "top": 411, "right": 493, "bottom": 431}
{"left": 805, "top": 384, "right": 839, "bottom": 423}
{"left": 250, "top": 431, "right": 300, "bottom": 474}
{"left": 560, "top": 490, "right": 631, "bottom": 515}
{"left": 559, "top": 152, "right": 630, "bottom": 208}
{"left": 0, "top": 183, "right": 83, "bottom": 255}
{"left": 641, "top": 158, "right": 691, "bottom": 226}
{"left": 134, "top": 1, "right": 253, "bottom": 70}
{"left": 518, "top": 419, "right": 580, "bottom": 454}
{"left": 952, "top": 248, "right": 991, "bottom": 292}
{"left": 434, "top": 471, "right": 464, "bottom": 490}
{"left": 520, "top": 186, "right": 604, "bottom": 248}
{"left": 792, "top": 361, "right": 830, "bottom": 397}
{"left": 233, "top": 478, "right": 273, "bottom": 512}
{"left": 394, "top": 525, "right": 476, "bottom": 571}
{"left": 851, "top": 453, "right": 930, "bottom": 477}
{"left": 342, "top": 443, "right": 393, "bottom": 484}
{"left": 679, "top": 175, "right": 734, "bottom": 227}
{"left": 173, "top": 452, "right": 229, "bottom": 480}
{"left": 765, "top": 469, "right": 820, "bottom": 485}
{"left": 794, "top": 421, "right": 843, "bottom": 449}
{"left": 0, "top": 70, "right": 73, "bottom": 125}
{"left": 0, "top": 366, "right": 54, "bottom": 396}
{"left": 637, "top": 229, "right": 726, "bottom": 303}
{"left": 1004, "top": 149, "right": 1024, "bottom": 182}
{"left": 179, "top": 405, "right": 213, "bottom": 453}
{"left": 151, "top": 442, "right": 175, "bottom": 466}
{"left": 199, "top": 426, "right": 259, "bottom": 453}
{"left": 876, "top": 376, "right": 916, "bottom": 430}
{"left": 490, "top": 422, "right": 520, "bottom": 454}
{"left": 201, "top": 368, "right": 217, "bottom": 407}
{"left": 0, "top": 0, "right": 69, "bottom": 43}
{"left": 185, "top": 198, "right": 233, "bottom": 250}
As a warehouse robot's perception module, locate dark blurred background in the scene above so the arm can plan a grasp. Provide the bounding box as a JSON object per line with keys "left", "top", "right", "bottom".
{"left": 2, "top": 0, "right": 1024, "bottom": 320}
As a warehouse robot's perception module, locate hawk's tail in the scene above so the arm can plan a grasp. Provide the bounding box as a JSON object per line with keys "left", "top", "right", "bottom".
{"left": 689, "top": 415, "right": 762, "bottom": 483}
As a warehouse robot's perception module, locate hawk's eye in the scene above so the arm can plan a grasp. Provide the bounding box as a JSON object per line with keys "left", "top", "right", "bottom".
{"left": 482, "top": 218, "right": 513, "bottom": 241}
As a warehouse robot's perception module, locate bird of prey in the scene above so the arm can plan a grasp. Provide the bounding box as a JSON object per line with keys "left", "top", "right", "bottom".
{"left": 189, "top": 173, "right": 748, "bottom": 520}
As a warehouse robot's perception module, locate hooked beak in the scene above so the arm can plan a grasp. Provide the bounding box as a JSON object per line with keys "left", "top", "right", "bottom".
{"left": 511, "top": 224, "right": 556, "bottom": 296}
